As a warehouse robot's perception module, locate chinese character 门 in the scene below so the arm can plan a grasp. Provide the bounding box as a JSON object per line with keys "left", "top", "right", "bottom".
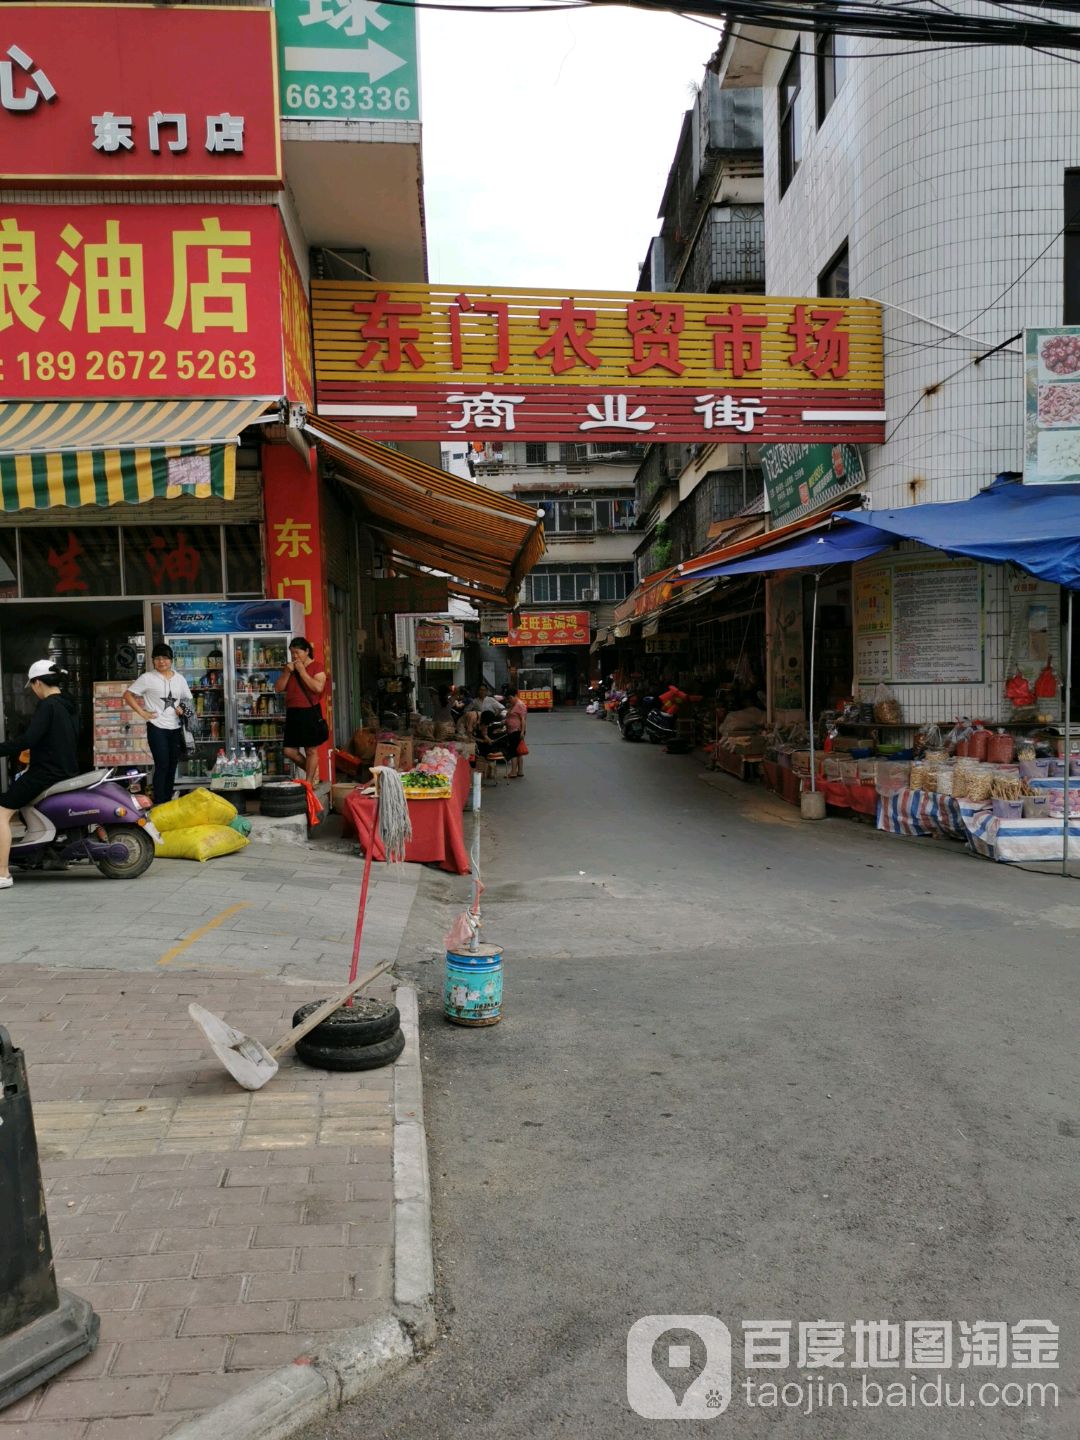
{"left": 0, "top": 44, "right": 56, "bottom": 112}
{"left": 449, "top": 293, "right": 510, "bottom": 373}
{"left": 447, "top": 391, "right": 525, "bottom": 431}
{"left": 149, "top": 112, "right": 188, "bottom": 154}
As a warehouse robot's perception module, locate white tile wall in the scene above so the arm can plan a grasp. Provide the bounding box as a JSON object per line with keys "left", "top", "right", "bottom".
{"left": 758, "top": 8, "right": 1079, "bottom": 721}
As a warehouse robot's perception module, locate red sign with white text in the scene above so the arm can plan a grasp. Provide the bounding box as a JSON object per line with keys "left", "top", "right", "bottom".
{"left": 0, "top": 205, "right": 285, "bottom": 398}
{"left": 0, "top": 4, "right": 281, "bottom": 186}
{"left": 508, "top": 611, "right": 590, "bottom": 647}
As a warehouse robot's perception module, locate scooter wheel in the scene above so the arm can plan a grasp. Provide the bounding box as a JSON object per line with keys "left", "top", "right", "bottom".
{"left": 96, "top": 825, "right": 155, "bottom": 880}
{"left": 291, "top": 997, "right": 399, "bottom": 1048}
{"left": 295, "top": 1028, "right": 406, "bottom": 1072}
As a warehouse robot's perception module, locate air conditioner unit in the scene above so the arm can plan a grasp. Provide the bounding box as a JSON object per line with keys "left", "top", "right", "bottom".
{"left": 582, "top": 588, "right": 598, "bottom": 601}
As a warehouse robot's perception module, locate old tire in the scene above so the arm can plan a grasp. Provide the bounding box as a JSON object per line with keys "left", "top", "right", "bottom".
{"left": 259, "top": 783, "right": 307, "bottom": 818}
{"left": 295, "top": 1028, "right": 406, "bottom": 1072}
{"left": 292, "top": 997, "right": 399, "bottom": 1048}
{"left": 96, "top": 826, "right": 155, "bottom": 880}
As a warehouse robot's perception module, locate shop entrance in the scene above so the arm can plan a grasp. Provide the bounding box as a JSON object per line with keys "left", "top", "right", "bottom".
{"left": 0, "top": 601, "right": 146, "bottom": 776}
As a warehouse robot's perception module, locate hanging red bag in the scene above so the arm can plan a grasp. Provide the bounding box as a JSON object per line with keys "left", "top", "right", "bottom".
{"left": 1004, "top": 669, "right": 1036, "bottom": 707}
{"left": 1034, "top": 661, "right": 1058, "bottom": 699}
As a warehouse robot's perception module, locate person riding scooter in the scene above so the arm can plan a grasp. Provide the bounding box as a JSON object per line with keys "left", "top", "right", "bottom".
{"left": 0, "top": 660, "right": 79, "bottom": 891}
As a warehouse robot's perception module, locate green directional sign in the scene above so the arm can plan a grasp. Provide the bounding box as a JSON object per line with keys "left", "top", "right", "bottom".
{"left": 276, "top": 0, "right": 419, "bottom": 123}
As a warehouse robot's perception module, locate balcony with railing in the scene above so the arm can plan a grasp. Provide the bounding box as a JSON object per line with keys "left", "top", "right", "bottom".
{"left": 685, "top": 204, "right": 765, "bottom": 294}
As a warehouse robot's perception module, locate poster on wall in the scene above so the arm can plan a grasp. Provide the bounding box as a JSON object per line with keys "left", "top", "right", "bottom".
{"left": 1004, "top": 567, "right": 1061, "bottom": 718}
{"left": 853, "top": 555, "right": 984, "bottom": 684}
{"left": 1023, "top": 327, "right": 1080, "bottom": 484}
{"left": 768, "top": 575, "right": 804, "bottom": 717}
{"left": 760, "top": 442, "right": 866, "bottom": 523}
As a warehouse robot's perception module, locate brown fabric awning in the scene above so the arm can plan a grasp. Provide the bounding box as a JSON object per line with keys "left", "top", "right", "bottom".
{"left": 304, "top": 416, "right": 545, "bottom": 605}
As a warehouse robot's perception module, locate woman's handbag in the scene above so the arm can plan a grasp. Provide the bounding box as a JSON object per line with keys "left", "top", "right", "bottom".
{"left": 305, "top": 685, "right": 330, "bottom": 745}
{"left": 175, "top": 698, "right": 199, "bottom": 756}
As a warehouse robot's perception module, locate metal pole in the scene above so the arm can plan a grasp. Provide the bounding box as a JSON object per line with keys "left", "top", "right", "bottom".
{"left": 741, "top": 443, "right": 748, "bottom": 510}
{"left": 1063, "top": 589, "right": 1073, "bottom": 877}
{"left": 808, "top": 573, "right": 820, "bottom": 793}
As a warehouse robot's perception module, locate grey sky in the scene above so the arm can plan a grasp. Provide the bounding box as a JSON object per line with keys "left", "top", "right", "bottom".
{"left": 419, "top": 3, "right": 719, "bottom": 290}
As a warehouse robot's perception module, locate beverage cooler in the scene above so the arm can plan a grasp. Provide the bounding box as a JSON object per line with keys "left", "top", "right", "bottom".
{"left": 161, "top": 600, "right": 305, "bottom": 787}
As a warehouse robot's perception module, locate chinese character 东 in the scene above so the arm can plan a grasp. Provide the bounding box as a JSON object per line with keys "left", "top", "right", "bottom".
{"left": 274, "top": 519, "right": 314, "bottom": 560}
{"left": 165, "top": 217, "right": 251, "bottom": 333}
{"left": 694, "top": 394, "right": 766, "bottom": 434}
{"left": 0, "top": 44, "right": 56, "bottom": 113}
{"left": 149, "top": 111, "right": 188, "bottom": 154}
{"left": 0, "top": 218, "right": 45, "bottom": 333}
{"left": 298, "top": 0, "right": 391, "bottom": 37}
{"left": 580, "top": 395, "right": 653, "bottom": 432}
{"left": 91, "top": 111, "right": 134, "bottom": 154}
{"left": 447, "top": 392, "right": 525, "bottom": 431}
{"left": 534, "top": 298, "right": 602, "bottom": 375}
{"left": 145, "top": 532, "right": 201, "bottom": 590}
{"left": 205, "top": 113, "right": 244, "bottom": 154}
{"left": 57, "top": 221, "right": 146, "bottom": 334}
{"left": 353, "top": 291, "right": 426, "bottom": 372}
{"left": 47, "top": 534, "right": 88, "bottom": 596}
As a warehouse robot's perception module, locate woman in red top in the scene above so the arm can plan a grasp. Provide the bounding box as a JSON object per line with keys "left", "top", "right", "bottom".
{"left": 274, "top": 637, "right": 328, "bottom": 784}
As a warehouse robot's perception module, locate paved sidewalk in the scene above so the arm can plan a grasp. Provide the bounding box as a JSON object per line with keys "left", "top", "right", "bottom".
{"left": 0, "top": 841, "right": 435, "bottom": 1438}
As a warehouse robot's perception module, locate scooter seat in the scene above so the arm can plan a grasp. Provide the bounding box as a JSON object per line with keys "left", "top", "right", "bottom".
{"left": 38, "top": 770, "right": 110, "bottom": 799}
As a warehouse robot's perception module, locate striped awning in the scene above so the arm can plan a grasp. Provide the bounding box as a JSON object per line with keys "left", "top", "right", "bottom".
{"left": 0, "top": 398, "right": 276, "bottom": 513}
{"left": 304, "top": 414, "right": 546, "bottom": 606}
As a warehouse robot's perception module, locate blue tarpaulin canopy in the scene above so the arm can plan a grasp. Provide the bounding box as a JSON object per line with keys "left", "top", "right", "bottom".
{"left": 682, "top": 521, "right": 895, "bottom": 579}
{"left": 847, "top": 476, "right": 1080, "bottom": 589}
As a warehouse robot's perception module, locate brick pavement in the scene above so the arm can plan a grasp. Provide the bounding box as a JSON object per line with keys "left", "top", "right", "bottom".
{"left": 0, "top": 842, "right": 427, "bottom": 1437}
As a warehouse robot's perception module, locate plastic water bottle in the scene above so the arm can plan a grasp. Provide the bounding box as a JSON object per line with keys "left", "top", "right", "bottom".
{"left": 227, "top": 750, "right": 238, "bottom": 777}
{"left": 213, "top": 748, "right": 226, "bottom": 776}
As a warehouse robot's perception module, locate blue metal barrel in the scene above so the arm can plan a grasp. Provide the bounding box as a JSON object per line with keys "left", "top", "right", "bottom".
{"left": 444, "top": 945, "right": 503, "bottom": 1026}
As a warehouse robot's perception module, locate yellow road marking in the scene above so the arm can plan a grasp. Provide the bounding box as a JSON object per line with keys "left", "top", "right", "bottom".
{"left": 157, "top": 902, "right": 251, "bottom": 966}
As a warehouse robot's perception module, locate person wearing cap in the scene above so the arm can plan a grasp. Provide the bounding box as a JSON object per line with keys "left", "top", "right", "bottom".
{"left": 124, "top": 644, "right": 194, "bottom": 807}
{"left": 0, "top": 661, "right": 80, "bottom": 890}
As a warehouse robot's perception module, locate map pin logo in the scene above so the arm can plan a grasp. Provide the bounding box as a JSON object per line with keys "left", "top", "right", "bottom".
{"left": 627, "top": 1315, "right": 732, "bottom": 1419}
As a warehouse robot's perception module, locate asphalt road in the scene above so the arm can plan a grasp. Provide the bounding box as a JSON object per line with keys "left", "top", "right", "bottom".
{"left": 301, "top": 711, "right": 1080, "bottom": 1438}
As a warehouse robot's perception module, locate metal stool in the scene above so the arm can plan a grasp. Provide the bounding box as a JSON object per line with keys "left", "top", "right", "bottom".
{"left": 488, "top": 753, "right": 511, "bottom": 785}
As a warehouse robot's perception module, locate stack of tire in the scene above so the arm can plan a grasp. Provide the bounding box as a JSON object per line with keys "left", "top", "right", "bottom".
{"left": 259, "top": 781, "right": 308, "bottom": 819}
{"left": 292, "top": 995, "right": 405, "bottom": 1072}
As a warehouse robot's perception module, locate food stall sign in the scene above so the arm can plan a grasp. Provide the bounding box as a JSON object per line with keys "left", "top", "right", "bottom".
{"left": 415, "top": 620, "right": 452, "bottom": 659}
{"left": 0, "top": 5, "right": 281, "bottom": 186}
{"left": 508, "top": 611, "right": 590, "bottom": 647}
{"left": 1023, "top": 328, "right": 1080, "bottom": 484}
{"left": 760, "top": 442, "right": 866, "bottom": 523}
{"left": 0, "top": 204, "right": 286, "bottom": 398}
{"left": 312, "top": 281, "right": 885, "bottom": 443}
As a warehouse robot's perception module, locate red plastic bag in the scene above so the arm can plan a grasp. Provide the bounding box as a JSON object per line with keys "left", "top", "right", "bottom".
{"left": 1034, "top": 661, "right": 1058, "bottom": 698}
{"left": 1004, "top": 670, "right": 1036, "bottom": 707}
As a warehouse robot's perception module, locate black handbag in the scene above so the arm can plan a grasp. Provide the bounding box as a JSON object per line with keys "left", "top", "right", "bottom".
{"left": 305, "top": 680, "right": 330, "bottom": 745}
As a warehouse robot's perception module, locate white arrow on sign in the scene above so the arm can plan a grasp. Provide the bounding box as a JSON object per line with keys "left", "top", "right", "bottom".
{"left": 284, "top": 42, "right": 406, "bottom": 84}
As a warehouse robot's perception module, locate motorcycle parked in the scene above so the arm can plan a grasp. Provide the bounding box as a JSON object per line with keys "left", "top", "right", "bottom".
{"left": 9, "top": 768, "right": 161, "bottom": 880}
{"left": 644, "top": 702, "right": 678, "bottom": 746}
{"left": 617, "top": 692, "right": 647, "bottom": 742}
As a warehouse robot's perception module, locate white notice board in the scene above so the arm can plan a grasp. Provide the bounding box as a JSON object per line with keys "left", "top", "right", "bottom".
{"left": 853, "top": 555, "right": 984, "bottom": 685}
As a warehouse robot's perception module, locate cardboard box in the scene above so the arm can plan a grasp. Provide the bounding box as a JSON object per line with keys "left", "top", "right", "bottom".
{"left": 372, "top": 737, "right": 414, "bottom": 771}
{"left": 331, "top": 782, "right": 361, "bottom": 814}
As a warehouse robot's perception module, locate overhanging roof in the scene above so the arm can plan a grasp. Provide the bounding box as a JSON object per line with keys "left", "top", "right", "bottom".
{"left": 304, "top": 415, "right": 545, "bottom": 605}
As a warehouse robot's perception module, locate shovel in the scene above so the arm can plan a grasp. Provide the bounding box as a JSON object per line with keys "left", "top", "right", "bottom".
{"left": 189, "top": 959, "right": 394, "bottom": 1091}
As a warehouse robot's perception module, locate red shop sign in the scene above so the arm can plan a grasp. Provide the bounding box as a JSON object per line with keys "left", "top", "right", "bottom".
{"left": 0, "top": 204, "right": 285, "bottom": 399}
{"left": 508, "top": 611, "right": 591, "bottom": 647}
{"left": 0, "top": 4, "right": 281, "bottom": 187}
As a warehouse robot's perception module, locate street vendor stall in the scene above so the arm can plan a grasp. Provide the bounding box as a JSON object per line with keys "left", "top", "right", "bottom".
{"left": 341, "top": 747, "right": 472, "bottom": 874}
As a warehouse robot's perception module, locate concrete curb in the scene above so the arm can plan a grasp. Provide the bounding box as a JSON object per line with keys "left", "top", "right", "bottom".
{"left": 168, "top": 982, "right": 434, "bottom": 1440}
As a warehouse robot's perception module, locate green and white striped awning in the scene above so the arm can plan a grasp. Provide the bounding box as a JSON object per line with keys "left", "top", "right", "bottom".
{"left": 0, "top": 398, "right": 276, "bottom": 513}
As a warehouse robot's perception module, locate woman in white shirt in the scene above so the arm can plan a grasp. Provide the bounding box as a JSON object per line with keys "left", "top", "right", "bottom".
{"left": 124, "top": 644, "right": 193, "bottom": 806}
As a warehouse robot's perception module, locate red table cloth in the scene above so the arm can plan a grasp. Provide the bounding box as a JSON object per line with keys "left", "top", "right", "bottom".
{"left": 342, "top": 758, "right": 471, "bottom": 874}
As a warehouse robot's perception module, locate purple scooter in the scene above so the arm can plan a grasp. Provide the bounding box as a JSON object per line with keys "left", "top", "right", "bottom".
{"left": 9, "top": 768, "right": 162, "bottom": 880}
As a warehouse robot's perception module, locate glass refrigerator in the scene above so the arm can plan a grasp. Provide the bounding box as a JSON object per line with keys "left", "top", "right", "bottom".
{"left": 161, "top": 600, "right": 305, "bottom": 786}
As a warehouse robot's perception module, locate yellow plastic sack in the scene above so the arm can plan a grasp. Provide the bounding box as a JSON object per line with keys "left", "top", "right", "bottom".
{"left": 155, "top": 824, "right": 249, "bottom": 862}
{"left": 150, "top": 787, "right": 237, "bottom": 833}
